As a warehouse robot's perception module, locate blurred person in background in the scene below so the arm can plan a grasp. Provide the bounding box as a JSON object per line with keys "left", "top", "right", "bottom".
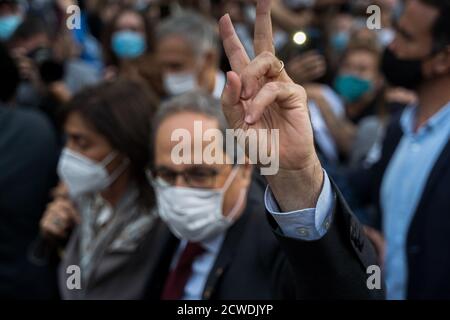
{"left": 59, "top": 0, "right": 105, "bottom": 73}
{"left": 307, "top": 40, "right": 385, "bottom": 159}
{"left": 214, "top": 0, "right": 257, "bottom": 60}
{"left": 273, "top": 0, "right": 351, "bottom": 165}
{"left": 325, "top": 10, "right": 354, "bottom": 71}
{"left": 284, "top": 35, "right": 344, "bottom": 165}
{"left": 0, "top": 43, "right": 60, "bottom": 299}
{"left": 371, "top": 0, "right": 397, "bottom": 48}
{"left": 102, "top": 7, "right": 153, "bottom": 79}
{"left": 271, "top": 0, "right": 315, "bottom": 34}
{"left": 349, "top": 0, "right": 450, "bottom": 299}
{"left": 39, "top": 80, "right": 159, "bottom": 299}
{"left": 155, "top": 10, "right": 225, "bottom": 99}
{"left": 0, "top": 0, "right": 24, "bottom": 42}
{"left": 305, "top": 38, "right": 414, "bottom": 229}
{"left": 7, "top": 15, "right": 99, "bottom": 133}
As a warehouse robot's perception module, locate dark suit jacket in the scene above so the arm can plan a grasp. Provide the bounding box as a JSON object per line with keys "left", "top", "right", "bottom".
{"left": 144, "top": 178, "right": 384, "bottom": 300}
{"left": 0, "top": 106, "right": 60, "bottom": 299}
{"left": 349, "top": 112, "right": 450, "bottom": 299}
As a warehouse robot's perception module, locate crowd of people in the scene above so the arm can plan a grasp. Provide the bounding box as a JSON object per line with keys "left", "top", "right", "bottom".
{"left": 0, "top": 0, "right": 449, "bottom": 300}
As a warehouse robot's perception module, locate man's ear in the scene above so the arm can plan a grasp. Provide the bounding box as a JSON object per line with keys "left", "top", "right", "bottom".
{"left": 432, "top": 46, "right": 450, "bottom": 75}
{"left": 203, "top": 49, "right": 219, "bottom": 69}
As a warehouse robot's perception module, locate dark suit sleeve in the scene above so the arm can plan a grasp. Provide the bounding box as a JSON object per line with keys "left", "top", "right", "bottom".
{"left": 267, "top": 182, "right": 385, "bottom": 299}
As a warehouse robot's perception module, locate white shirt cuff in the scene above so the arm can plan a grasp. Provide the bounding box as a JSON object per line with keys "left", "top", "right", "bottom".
{"left": 264, "top": 170, "right": 335, "bottom": 241}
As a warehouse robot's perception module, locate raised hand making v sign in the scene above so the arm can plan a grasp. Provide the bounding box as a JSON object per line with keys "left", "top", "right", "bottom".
{"left": 217, "top": 2, "right": 384, "bottom": 300}
{"left": 219, "top": 0, "right": 324, "bottom": 212}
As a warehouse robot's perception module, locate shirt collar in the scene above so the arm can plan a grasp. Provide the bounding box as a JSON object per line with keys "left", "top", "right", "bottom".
{"left": 178, "top": 232, "right": 225, "bottom": 256}
{"left": 201, "top": 232, "right": 225, "bottom": 254}
{"left": 401, "top": 101, "right": 450, "bottom": 136}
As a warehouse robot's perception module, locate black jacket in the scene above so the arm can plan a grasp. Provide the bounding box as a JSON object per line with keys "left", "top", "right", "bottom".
{"left": 0, "top": 106, "right": 60, "bottom": 299}
{"left": 144, "top": 178, "right": 384, "bottom": 300}
{"left": 349, "top": 113, "right": 450, "bottom": 299}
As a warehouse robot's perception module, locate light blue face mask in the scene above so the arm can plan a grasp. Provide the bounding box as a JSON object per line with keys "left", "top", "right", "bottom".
{"left": 330, "top": 31, "right": 350, "bottom": 53}
{"left": 334, "top": 74, "right": 373, "bottom": 103}
{"left": 111, "top": 30, "right": 146, "bottom": 59}
{"left": 0, "top": 15, "right": 22, "bottom": 41}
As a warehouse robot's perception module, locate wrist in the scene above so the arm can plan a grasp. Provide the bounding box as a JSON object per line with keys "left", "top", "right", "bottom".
{"left": 266, "top": 156, "right": 324, "bottom": 212}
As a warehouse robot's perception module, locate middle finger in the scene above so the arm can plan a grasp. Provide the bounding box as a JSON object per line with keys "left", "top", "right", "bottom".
{"left": 254, "top": 0, "right": 275, "bottom": 55}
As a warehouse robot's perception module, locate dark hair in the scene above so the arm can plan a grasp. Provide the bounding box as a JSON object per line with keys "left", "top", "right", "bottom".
{"left": 102, "top": 8, "right": 154, "bottom": 67}
{"left": 0, "top": 43, "right": 20, "bottom": 103}
{"left": 9, "top": 15, "right": 51, "bottom": 43}
{"left": 62, "top": 79, "right": 157, "bottom": 210}
{"left": 420, "top": 0, "right": 450, "bottom": 53}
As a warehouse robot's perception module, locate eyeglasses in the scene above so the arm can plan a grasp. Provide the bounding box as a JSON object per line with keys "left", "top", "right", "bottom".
{"left": 150, "top": 166, "right": 221, "bottom": 189}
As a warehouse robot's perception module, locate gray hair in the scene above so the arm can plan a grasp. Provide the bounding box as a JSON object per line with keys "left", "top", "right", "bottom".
{"left": 152, "top": 91, "right": 241, "bottom": 165}
{"left": 155, "top": 10, "right": 219, "bottom": 57}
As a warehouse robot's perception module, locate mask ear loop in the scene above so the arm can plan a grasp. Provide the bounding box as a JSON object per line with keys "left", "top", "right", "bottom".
{"left": 106, "top": 157, "right": 130, "bottom": 186}
{"left": 101, "top": 150, "right": 130, "bottom": 188}
{"left": 100, "top": 151, "right": 118, "bottom": 167}
{"left": 221, "top": 165, "right": 241, "bottom": 191}
{"left": 220, "top": 166, "right": 247, "bottom": 222}
{"left": 223, "top": 187, "right": 247, "bottom": 223}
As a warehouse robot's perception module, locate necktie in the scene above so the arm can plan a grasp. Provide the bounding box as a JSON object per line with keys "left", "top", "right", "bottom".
{"left": 161, "top": 242, "right": 205, "bottom": 300}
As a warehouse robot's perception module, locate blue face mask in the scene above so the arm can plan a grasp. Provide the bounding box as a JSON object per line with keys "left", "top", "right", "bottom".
{"left": 0, "top": 15, "right": 22, "bottom": 41}
{"left": 111, "top": 30, "right": 146, "bottom": 59}
{"left": 330, "top": 31, "right": 349, "bottom": 53}
{"left": 334, "top": 74, "right": 373, "bottom": 103}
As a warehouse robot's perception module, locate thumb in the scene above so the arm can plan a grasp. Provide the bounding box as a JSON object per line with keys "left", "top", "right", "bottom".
{"left": 221, "top": 71, "right": 244, "bottom": 124}
{"left": 222, "top": 71, "right": 241, "bottom": 108}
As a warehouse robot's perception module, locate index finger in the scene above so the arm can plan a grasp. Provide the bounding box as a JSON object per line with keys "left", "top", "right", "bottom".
{"left": 219, "top": 14, "right": 250, "bottom": 73}
{"left": 254, "top": 0, "right": 274, "bottom": 55}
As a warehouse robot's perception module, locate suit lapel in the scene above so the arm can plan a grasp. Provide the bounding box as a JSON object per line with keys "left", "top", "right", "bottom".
{"left": 201, "top": 207, "right": 251, "bottom": 300}
{"left": 143, "top": 219, "right": 179, "bottom": 299}
{"left": 411, "top": 139, "right": 450, "bottom": 227}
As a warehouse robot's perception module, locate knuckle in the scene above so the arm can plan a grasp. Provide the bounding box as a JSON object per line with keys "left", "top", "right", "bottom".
{"left": 294, "top": 84, "right": 307, "bottom": 97}
{"left": 265, "top": 82, "right": 279, "bottom": 92}
{"left": 241, "top": 68, "right": 251, "bottom": 80}
{"left": 259, "top": 51, "right": 274, "bottom": 59}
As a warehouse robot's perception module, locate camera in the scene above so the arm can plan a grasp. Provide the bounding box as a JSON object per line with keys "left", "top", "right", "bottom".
{"left": 27, "top": 47, "right": 64, "bottom": 84}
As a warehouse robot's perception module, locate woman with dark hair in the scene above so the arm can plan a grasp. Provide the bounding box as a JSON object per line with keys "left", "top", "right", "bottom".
{"left": 101, "top": 7, "right": 163, "bottom": 96}
{"left": 40, "top": 79, "right": 158, "bottom": 299}
{"left": 102, "top": 8, "right": 153, "bottom": 75}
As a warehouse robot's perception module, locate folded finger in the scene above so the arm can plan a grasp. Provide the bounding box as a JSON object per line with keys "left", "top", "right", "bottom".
{"left": 246, "top": 82, "right": 304, "bottom": 124}
{"left": 241, "top": 52, "right": 284, "bottom": 99}
{"left": 222, "top": 71, "right": 245, "bottom": 126}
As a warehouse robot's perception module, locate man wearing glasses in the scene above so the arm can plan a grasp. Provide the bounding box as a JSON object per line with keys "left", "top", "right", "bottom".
{"left": 143, "top": 90, "right": 381, "bottom": 300}
{"left": 145, "top": 91, "right": 289, "bottom": 299}
{"left": 144, "top": 0, "right": 383, "bottom": 300}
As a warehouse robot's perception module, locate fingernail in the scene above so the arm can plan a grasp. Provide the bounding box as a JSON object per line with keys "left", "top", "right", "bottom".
{"left": 245, "top": 114, "right": 253, "bottom": 124}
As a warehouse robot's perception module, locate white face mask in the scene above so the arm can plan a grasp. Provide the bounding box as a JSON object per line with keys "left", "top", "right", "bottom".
{"left": 153, "top": 167, "right": 246, "bottom": 242}
{"left": 377, "top": 28, "right": 395, "bottom": 48}
{"left": 163, "top": 71, "right": 198, "bottom": 96}
{"left": 57, "top": 148, "right": 129, "bottom": 198}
